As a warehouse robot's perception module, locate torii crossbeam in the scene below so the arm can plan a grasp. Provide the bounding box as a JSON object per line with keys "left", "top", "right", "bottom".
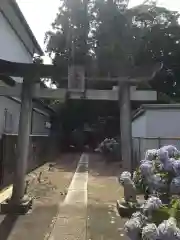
{"left": 0, "top": 58, "right": 162, "bottom": 210}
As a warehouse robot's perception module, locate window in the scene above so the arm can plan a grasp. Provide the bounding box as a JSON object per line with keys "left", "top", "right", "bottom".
{"left": 4, "top": 109, "right": 13, "bottom": 133}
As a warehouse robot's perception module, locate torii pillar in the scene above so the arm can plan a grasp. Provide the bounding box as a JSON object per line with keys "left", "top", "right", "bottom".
{"left": 119, "top": 81, "right": 132, "bottom": 171}
{"left": 118, "top": 63, "right": 163, "bottom": 172}
{"left": 11, "top": 77, "right": 34, "bottom": 205}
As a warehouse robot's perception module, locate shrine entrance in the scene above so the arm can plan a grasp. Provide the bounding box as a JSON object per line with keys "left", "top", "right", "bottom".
{"left": 0, "top": 58, "right": 162, "bottom": 210}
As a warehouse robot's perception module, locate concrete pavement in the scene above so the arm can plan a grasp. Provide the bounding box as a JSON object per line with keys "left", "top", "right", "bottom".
{"left": 49, "top": 153, "right": 88, "bottom": 240}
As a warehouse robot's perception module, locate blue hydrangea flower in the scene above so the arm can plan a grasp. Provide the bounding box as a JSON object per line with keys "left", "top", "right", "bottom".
{"left": 143, "top": 196, "right": 162, "bottom": 214}
{"left": 158, "top": 148, "right": 169, "bottom": 163}
{"left": 145, "top": 149, "right": 158, "bottom": 161}
{"left": 150, "top": 174, "right": 168, "bottom": 192}
{"left": 124, "top": 218, "right": 142, "bottom": 240}
{"left": 140, "top": 161, "right": 153, "bottom": 177}
{"left": 161, "top": 145, "right": 178, "bottom": 158}
{"left": 170, "top": 177, "right": 180, "bottom": 194}
{"left": 158, "top": 217, "right": 180, "bottom": 240}
{"left": 124, "top": 211, "right": 147, "bottom": 240}
{"left": 142, "top": 223, "right": 159, "bottom": 240}
{"left": 171, "top": 159, "right": 180, "bottom": 176}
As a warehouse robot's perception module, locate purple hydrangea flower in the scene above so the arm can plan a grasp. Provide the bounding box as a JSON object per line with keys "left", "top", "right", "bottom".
{"left": 145, "top": 149, "right": 158, "bottom": 161}
{"left": 158, "top": 217, "right": 180, "bottom": 240}
{"left": 124, "top": 211, "right": 147, "bottom": 240}
{"left": 161, "top": 145, "right": 178, "bottom": 158}
{"left": 143, "top": 196, "right": 162, "bottom": 214}
{"left": 170, "top": 177, "right": 180, "bottom": 194}
{"left": 142, "top": 223, "right": 159, "bottom": 240}
{"left": 140, "top": 161, "right": 153, "bottom": 177}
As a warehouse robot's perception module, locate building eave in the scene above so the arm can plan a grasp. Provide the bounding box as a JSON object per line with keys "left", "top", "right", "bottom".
{"left": 10, "top": 0, "right": 43, "bottom": 56}
{"left": 132, "top": 107, "right": 145, "bottom": 121}
{"left": 132, "top": 104, "right": 180, "bottom": 121}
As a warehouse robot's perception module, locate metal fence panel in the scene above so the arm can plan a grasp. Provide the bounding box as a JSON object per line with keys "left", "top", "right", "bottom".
{"left": 159, "top": 138, "right": 180, "bottom": 150}
{"left": 132, "top": 137, "right": 180, "bottom": 170}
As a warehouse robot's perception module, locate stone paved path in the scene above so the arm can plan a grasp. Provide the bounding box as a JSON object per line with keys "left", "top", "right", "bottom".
{"left": 49, "top": 153, "right": 127, "bottom": 240}
{"left": 49, "top": 153, "right": 88, "bottom": 240}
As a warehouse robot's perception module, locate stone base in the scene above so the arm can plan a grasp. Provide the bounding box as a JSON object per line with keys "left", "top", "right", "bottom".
{"left": 0, "top": 197, "right": 33, "bottom": 215}
{"left": 116, "top": 199, "right": 144, "bottom": 218}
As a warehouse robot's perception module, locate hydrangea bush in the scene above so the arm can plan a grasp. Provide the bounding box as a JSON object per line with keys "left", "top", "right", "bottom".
{"left": 133, "top": 145, "right": 180, "bottom": 196}
{"left": 96, "top": 138, "right": 119, "bottom": 154}
{"left": 123, "top": 194, "right": 180, "bottom": 239}
{"left": 121, "top": 145, "right": 180, "bottom": 239}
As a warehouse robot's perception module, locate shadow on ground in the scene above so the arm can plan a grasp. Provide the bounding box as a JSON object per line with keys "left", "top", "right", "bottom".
{"left": 89, "top": 153, "right": 122, "bottom": 177}
{"left": 51, "top": 153, "right": 81, "bottom": 173}
{"left": 0, "top": 214, "right": 18, "bottom": 240}
{"left": 87, "top": 204, "right": 128, "bottom": 240}
{"left": 0, "top": 205, "right": 58, "bottom": 240}
{"left": 52, "top": 153, "right": 122, "bottom": 177}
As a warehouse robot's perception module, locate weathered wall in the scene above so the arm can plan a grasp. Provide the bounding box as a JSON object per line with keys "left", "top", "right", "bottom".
{"left": 0, "top": 6, "right": 51, "bottom": 137}
{"left": 132, "top": 109, "right": 180, "bottom": 138}
{"left": 32, "top": 109, "right": 51, "bottom": 135}
{"left": 0, "top": 11, "right": 32, "bottom": 83}
{"left": 146, "top": 109, "right": 180, "bottom": 138}
{"left": 0, "top": 97, "right": 51, "bottom": 138}
{"left": 0, "top": 11, "right": 32, "bottom": 63}
{"left": 132, "top": 114, "right": 147, "bottom": 138}
{"left": 0, "top": 134, "right": 56, "bottom": 189}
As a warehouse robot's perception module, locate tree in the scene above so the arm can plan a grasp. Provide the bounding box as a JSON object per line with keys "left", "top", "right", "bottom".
{"left": 45, "top": 0, "right": 91, "bottom": 84}
{"left": 131, "top": 5, "right": 180, "bottom": 99}
{"left": 91, "top": 0, "right": 133, "bottom": 77}
{"left": 45, "top": 0, "right": 180, "bottom": 99}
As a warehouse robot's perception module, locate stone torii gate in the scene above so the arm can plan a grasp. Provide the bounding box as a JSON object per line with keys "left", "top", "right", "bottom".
{"left": 0, "top": 59, "right": 162, "bottom": 209}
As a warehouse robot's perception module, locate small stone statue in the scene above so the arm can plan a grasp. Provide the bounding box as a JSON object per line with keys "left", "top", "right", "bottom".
{"left": 119, "top": 171, "right": 137, "bottom": 203}
{"left": 124, "top": 180, "right": 137, "bottom": 202}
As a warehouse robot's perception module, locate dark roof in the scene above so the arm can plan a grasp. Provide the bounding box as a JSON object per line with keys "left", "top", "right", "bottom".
{"left": 10, "top": 0, "right": 43, "bottom": 55}
{"left": 133, "top": 104, "right": 180, "bottom": 121}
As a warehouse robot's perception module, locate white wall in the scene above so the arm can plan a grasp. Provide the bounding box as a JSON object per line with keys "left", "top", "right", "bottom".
{"left": 0, "top": 12, "right": 32, "bottom": 63}
{"left": 132, "top": 114, "right": 147, "bottom": 137}
{"left": 0, "top": 12, "right": 32, "bottom": 83}
{"left": 0, "top": 97, "right": 50, "bottom": 138}
{"left": 0, "top": 97, "right": 20, "bottom": 137}
{"left": 0, "top": 1, "right": 41, "bottom": 56}
{"left": 0, "top": 11, "right": 50, "bottom": 137}
{"left": 132, "top": 109, "right": 180, "bottom": 138}
{"left": 146, "top": 109, "right": 180, "bottom": 138}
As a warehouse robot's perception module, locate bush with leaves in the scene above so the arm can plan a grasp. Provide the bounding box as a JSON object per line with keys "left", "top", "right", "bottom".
{"left": 122, "top": 145, "right": 180, "bottom": 239}
{"left": 132, "top": 145, "right": 180, "bottom": 196}
{"left": 96, "top": 138, "right": 119, "bottom": 155}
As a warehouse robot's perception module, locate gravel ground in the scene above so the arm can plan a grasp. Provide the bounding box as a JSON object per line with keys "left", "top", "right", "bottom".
{"left": 0, "top": 153, "right": 129, "bottom": 240}
{"left": 0, "top": 153, "right": 80, "bottom": 240}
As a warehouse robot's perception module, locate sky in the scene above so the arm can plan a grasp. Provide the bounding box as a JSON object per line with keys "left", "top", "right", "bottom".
{"left": 16, "top": 0, "right": 180, "bottom": 62}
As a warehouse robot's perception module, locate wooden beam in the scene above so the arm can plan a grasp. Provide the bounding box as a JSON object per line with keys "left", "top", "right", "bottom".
{"left": 0, "top": 59, "right": 61, "bottom": 78}
{"left": 34, "top": 88, "right": 67, "bottom": 99}
{"left": 0, "top": 74, "right": 16, "bottom": 86}
{"left": 0, "top": 85, "right": 21, "bottom": 97}
{"left": 0, "top": 59, "right": 163, "bottom": 82}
